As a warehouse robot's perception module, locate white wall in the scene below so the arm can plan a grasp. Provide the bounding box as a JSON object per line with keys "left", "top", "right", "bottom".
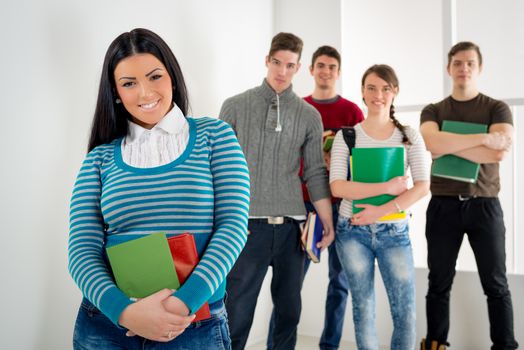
{"left": 0, "top": 0, "right": 272, "bottom": 348}
{"left": 341, "top": 0, "right": 444, "bottom": 107}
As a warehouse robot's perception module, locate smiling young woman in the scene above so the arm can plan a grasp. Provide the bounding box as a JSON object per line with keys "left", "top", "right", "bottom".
{"left": 329, "top": 64, "right": 431, "bottom": 350}
{"left": 68, "top": 28, "right": 250, "bottom": 349}
{"left": 114, "top": 53, "right": 174, "bottom": 129}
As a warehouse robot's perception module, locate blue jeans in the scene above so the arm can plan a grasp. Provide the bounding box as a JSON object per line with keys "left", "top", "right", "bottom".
{"left": 336, "top": 216, "right": 416, "bottom": 350}
{"left": 73, "top": 298, "right": 231, "bottom": 350}
{"left": 267, "top": 202, "right": 348, "bottom": 350}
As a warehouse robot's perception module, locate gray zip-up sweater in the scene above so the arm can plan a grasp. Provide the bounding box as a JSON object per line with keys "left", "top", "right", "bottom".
{"left": 219, "top": 79, "right": 330, "bottom": 216}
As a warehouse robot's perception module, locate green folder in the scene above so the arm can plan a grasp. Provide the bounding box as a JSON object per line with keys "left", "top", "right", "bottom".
{"left": 351, "top": 147, "right": 405, "bottom": 218}
{"left": 431, "top": 120, "right": 488, "bottom": 183}
{"left": 106, "top": 233, "right": 180, "bottom": 298}
{"left": 323, "top": 135, "right": 335, "bottom": 152}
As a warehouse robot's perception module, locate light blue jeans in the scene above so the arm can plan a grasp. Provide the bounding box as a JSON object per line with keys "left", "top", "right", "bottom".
{"left": 335, "top": 216, "right": 416, "bottom": 350}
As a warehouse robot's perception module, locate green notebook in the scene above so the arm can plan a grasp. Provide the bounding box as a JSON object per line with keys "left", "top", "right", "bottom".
{"left": 351, "top": 147, "right": 405, "bottom": 220}
{"left": 323, "top": 135, "right": 335, "bottom": 152}
{"left": 431, "top": 120, "right": 488, "bottom": 183}
{"left": 106, "top": 233, "right": 180, "bottom": 299}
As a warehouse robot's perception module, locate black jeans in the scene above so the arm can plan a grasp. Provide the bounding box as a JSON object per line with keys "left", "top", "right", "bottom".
{"left": 226, "top": 219, "right": 304, "bottom": 350}
{"left": 267, "top": 202, "right": 348, "bottom": 350}
{"left": 425, "top": 196, "right": 518, "bottom": 350}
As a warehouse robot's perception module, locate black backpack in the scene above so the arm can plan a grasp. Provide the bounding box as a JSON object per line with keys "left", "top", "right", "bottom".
{"left": 341, "top": 127, "right": 356, "bottom": 180}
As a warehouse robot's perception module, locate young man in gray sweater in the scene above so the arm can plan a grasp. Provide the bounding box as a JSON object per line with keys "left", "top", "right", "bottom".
{"left": 219, "top": 32, "right": 334, "bottom": 350}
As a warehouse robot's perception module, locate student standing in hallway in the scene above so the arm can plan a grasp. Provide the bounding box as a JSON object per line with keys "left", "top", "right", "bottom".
{"left": 219, "top": 33, "right": 334, "bottom": 350}
{"left": 267, "top": 45, "right": 364, "bottom": 350}
{"left": 68, "top": 28, "right": 250, "bottom": 349}
{"left": 330, "top": 64, "right": 430, "bottom": 350}
{"left": 419, "top": 41, "right": 518, "bottom": 350}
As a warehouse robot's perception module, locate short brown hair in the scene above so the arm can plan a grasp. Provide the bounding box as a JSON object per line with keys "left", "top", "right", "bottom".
{"left": 447, "top": 41, "right": 483, "bottom": 67}
{"left": 268, "top": 32, "right": 303, "bottom": 61}
{"left": 311, "top": 45, "right": 341, "bottom": 69}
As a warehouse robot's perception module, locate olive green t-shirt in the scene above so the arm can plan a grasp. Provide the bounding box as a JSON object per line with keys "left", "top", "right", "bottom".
{"left": 420, "top": 93, "right": 512, "bottom": 197}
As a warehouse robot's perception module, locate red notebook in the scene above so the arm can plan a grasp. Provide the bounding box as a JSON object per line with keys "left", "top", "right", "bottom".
{"left": 167, "top": 233, "right": 211, "bottom": 322}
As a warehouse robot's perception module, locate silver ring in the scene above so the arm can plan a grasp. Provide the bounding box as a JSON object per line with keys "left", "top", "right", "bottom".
{"left": 167, "top": 330, "right": 174, "bottom": 339}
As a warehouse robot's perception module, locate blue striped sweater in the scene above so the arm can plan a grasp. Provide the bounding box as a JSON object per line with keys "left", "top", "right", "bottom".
{"left": 68, "top": 117, "right": 250, "bottom": 326}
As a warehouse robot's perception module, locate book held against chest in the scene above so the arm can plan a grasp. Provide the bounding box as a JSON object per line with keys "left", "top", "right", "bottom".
{"left": 167, "top": 233, "right": 211, "bottom": 322}
{"left": 351, "top": 147, "right": 407, "bottom": 221}
{"left": 106, "top": 232, "right": 210, "bottom": 322}
{"left": 106, "top": 233, "right": 180, "bottom": 299}
{"left": 431, "top": 120, "right": 488, "bottom": 183}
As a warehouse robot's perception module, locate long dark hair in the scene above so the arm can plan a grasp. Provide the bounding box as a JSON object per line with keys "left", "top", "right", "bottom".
{"left": 361, "top": 64, "right": 411, "bottom": 145}
{"left": 87, "top": 28, "right": 189, "bottom": 152}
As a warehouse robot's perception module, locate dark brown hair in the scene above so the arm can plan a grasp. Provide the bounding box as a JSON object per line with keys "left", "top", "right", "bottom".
{"left": 447, "top": 41, "right": 483, "bottom": 67}
{"left": 361, "top": 64, "right": 411, "bottom": 145}
{"left": 268, "top": 32, "right": 303, "bottom": 61}
{"left": 311, "top": 45, "right": 341, "bottom": 69}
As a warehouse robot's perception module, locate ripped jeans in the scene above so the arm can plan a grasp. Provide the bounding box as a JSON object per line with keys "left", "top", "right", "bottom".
{"left": 335, "top": 216, "right": 416, "bottom": 350}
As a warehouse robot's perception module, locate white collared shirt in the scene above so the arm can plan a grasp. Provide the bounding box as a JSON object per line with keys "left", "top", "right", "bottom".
{"left": 121, "top": 104, "right": 189, "bottom": 168}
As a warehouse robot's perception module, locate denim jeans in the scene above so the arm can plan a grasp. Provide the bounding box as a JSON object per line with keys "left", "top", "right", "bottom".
{"left": 267, "top": 202, "right": 348, "bottom": 350}
{"left": 336, "top": 216, "right": 416, "bottom": 350}
{"left": 73, "top": 298, "right": 231, "bottom": 350}
{"left": 425, "top": 196, "right": 518, "bottom": 350}
{"left": 226, "top": 219, "right": 304, "bottom": 350}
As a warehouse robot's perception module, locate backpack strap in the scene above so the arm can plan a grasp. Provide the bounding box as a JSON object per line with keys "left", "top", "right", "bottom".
{"left": 341, "top": 127, "right": 356, "bottom": 180}
{"left": 341, "top": 127, "right": 356, "bottom": 155}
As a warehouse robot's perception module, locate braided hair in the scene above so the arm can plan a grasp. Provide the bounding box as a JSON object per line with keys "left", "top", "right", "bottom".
{"left": 362, "top": 64, "right": 411, "bottom": 145}
{"left": 389, "top": 105, "right": 411, "bottom": 145}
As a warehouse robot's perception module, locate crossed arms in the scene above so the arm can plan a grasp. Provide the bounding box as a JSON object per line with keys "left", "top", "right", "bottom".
{"left": 420, "top": 121, "right": 513, "bottom": 163}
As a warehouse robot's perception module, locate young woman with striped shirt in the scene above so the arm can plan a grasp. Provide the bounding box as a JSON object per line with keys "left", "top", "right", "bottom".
{"left": 329, "top": 64, "right": 430, "bottom": 350}
{"left": 68, "top": 28, "right": 249, "bottom": 349}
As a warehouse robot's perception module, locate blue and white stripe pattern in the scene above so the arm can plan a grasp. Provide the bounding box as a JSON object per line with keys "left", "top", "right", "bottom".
{"left": 68, "top": 117, "right": 250, "bottom": 326}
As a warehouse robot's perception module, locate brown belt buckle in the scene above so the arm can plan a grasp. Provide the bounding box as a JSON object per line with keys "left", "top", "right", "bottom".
{"left": 458, "top": 194, "right": 474, "bottom": 201}
{"left": 268, "top": 216, "right": 285, "bottom": 224}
